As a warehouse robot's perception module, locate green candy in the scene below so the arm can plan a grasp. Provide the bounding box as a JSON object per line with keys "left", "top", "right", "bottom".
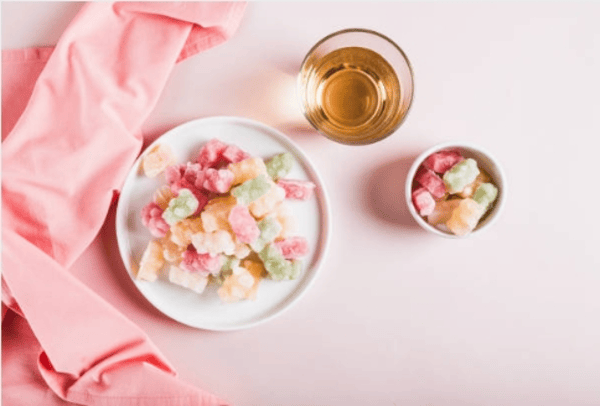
{"left": 250, "top": 215, "right": 282, "bottom": 252}
{"left": 258, "top": 244, "right": 301, "bottom": 281}
{"left": 266, "top": 152, "right": 294, "bottom": 180}
{"left": 231, "top": 174, "right": 271, "bottom": 205}
{"left": 472, "top": 182, "right": 498, "bottom": 210}
{"left": 443, "top": 158, "right": 480, "bottom": 194}
{"left": 162, "top": 188, "right": 198, "bottom": 225}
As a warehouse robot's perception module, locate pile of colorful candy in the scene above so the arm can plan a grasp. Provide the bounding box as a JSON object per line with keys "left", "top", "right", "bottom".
{"left": 411, "top": 148, "right": 498, "bottom": 236}
{"left": 136, "top": 139, "right": 315, "bottom": 302}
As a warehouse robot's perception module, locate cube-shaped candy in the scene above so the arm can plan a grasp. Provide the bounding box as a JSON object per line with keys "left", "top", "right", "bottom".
{"left": 160, "top": 234, "right": 185, "bottom": 263}
{"left": 277, "top": 179, "right": 316, "bottom": 201}
{"left": 258, "top": 244, "right": 301, "bottom": 281}
{"left": 180, "top": 247, "right": 222, "bottom": 275}
{"left": 273, "top": 236, "right": 309, "bottom": 260}
{"left": 458, "top": 169, "right": 492, "bottom": 198}
{"left": 222, "top": 144, "right": 251, "bottom": 164}
{"left": 472, "top": 182, "right": 498, "bottom": 211}
{"left": 169, "top": 217, "right": 204, "bottom": 247}
{"left": 165, "top": 162, "right": 205, "bottom": 189}
{"left": 191, "top": 229, "right": 236, "bottom": 256}
{"left": 228, "top": 157, "right": 268, "bottom": 186}
{"left": 202, "top": 168, "right": 234, "bottom": 194}
{"left": 414, "top": 167, "right": 446, "bottom": 199}
{"left": 250, "top": 215, "right": 282, "bottom": 252}
{"left": 153, "top": 185, "right": 176, "bottom": 210}
{"left": 220, "top": 255, "right": 241, "bottom": 273}
{"left": 248, "top": 183, "right": 286, "bottom": 218}
{"left": 162, "top": 188, "right": 199, "bottom": 225}
{"left": 427, "top": 199, "right": 461, "bottom": 226}
{"left": 200, "top": 195, "right": 237, "bottom": 232}
{"left": 443, "top": 158, "right": 480, "bottom": 194}
{"left": 411, "top": 187, "right": 435, "bottom": 216}
{"left": 228, "top": 205, "right": 260, "bottom": 244}
{"left": 232, "top": 239, "right": 251, "bottom": 259}
{"left": 266, "top": 152, "right": 294, "bottom": 180}
{"left": 142, "top": 144, "right": 176, "bottom": 178}
{"left": 137, "top": 240, "right": 165, "bottom": 282}
{"left": 273, "top": 201, "right": 297, "bottom": 239}
{"left": 197, "top": 138, "right": 228, "bottom": 169}
{"left": 423, "top": 149, "right": 464, "bottom": 174}
{"left": 217, "top": 260, "right": 264, "bottom": 302}
{"left": 446, "top": 198, "right": 485, "bottom": 236}
{"left": 231, "top": 174, "right": 271, "bottom": 205}
{"left": 141, "top": 202, "right": 170, "bottom": 238}
{"left": 168, "top": 265, "right": 209, "bottom": 294}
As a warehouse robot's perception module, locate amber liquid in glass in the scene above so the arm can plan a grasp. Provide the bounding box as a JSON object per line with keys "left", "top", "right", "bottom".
{"left": 301, "top": 47, "right": 404, "bottom": 145}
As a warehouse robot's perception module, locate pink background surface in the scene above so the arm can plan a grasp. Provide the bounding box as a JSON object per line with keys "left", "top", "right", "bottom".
{"left": 3, "top": 2, "right": 600, "bottom": 406}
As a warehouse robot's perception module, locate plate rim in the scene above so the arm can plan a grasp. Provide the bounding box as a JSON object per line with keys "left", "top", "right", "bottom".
{"left": 115, "top": 115, "right": 332, "bottom": 331}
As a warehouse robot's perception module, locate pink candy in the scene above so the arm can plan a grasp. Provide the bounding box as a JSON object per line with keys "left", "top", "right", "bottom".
{"left": 228, "top": 205, "right": 260, "bottom": 244}
{"left": 165, "top": 162, "right": 205, "bottom": 189}
{"left": 414, "top": 167, "right": 446, "bottom": 199}
{"left": 274, "top": 237, "right": 308, "bottom": 259}
{"left": 423, "top": 149, "right": 464, "bottom": 174}
{"left": 277, "top": 179, "right": 316, "bottom": 200}
{"left": 180, "top": 247, "right": 222, "bottom": 275}
{"left": 197, "top": 138, "right": 228, "bottom": 169}
{"left": 411, "top": 187, "right": 435, "bottom": 216}
{"left": 140, "top": 202, "right": 170, "bottom": 238}
{"left": 222, "top": 144, "right": 251, "bottom": 164}
{"left": 203, "top": 168, "right": 234, "bottom": 194}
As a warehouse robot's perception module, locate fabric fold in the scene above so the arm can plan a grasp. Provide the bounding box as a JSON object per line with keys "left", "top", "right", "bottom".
{"left": 2, "top": 2, "right": 246, "bottom": 405}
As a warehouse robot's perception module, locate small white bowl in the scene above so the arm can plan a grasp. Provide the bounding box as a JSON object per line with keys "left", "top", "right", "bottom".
{"left": 405, "top": 141, "right": 507, "bottom": 238}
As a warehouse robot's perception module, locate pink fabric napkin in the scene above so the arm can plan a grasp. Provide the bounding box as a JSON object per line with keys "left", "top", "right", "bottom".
{"left": 2, "top": 2, "right": 245, "bottom": 405}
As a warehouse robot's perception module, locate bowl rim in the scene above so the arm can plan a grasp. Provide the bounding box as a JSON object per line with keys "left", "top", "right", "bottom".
{"left": 405, "top": 141, "right": 507, "bottom": 239}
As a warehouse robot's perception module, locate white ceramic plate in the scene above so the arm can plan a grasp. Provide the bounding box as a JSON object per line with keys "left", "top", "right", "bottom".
{"left": 116, "top": 116, "right": 331, "bottom": 331}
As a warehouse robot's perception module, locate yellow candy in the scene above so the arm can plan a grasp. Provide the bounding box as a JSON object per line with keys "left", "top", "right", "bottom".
{"left": 168, "top": 265, "right": 209, "bottom": 294}
{"left": 228, "top": 157, "right": 268, "bottom": 186}
{"left": 169, "top": 217, "right": 204, "bottom": 247}
{"left": 427, "top": 199, "right": 461, "bottom": 226}
{"left": 272, "top": 201, "right": 297, "bottom": 239}
{"left": 217, "top": 259, "right": 264, "bottom": 302}
{"left": 200, "top": 195, "right": 237, "bottom": 233}
{"left": 142, "top": 144, "right": 176, "bottom": 178}
{"left": 160, "top": 233, "right": 184, "bottom": 263}
{"left": 446, "top": 198, "right": 485, "bottom": 236}
{"left": 137, "top": 240, "right": 165, "bottom": 281}
{"left": 153, "top": 185, "right": 176, "bottom": 210}
{"left": 191, "top": 229, "right": 236, "bottom": 256}
{"left": 248, "top": 182, "right": 286, "bottom": 218}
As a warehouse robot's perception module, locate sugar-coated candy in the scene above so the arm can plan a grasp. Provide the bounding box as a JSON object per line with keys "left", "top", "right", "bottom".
{"left": 220, "top": 255, "right": 241, "bottom": 273}
{"left": 162, "top": 188, "right": 199, "bottom": 225}
{"left": 141, "top": 202, "right": 170, "bottom": 238}
{"left": 166, "top": 162, "right": 205, "bottom": 190}
{"left": 228, "top": 205, "right": 260, "bottom": 244}
{"left": 443, "top": 158, "right": 480, "bottom": 194}
{"left": 414, "top": 167, "right": 446, "bottom": 199}
{"left": 222, "top": 144, "right": 251, "bottom": 164}
{"left": 197, "top": 138, "right": 228, "bottom": 169}
{"left": 250, "top": 215, "right": 282, "bottom": 252}
{"left": 411, "top": 187, "right": 436, "bottom": 216}
{"left": 446, "top": 198, "right": 485, "bottom": 236}
{"left": 191, "top": 229, "right": 236, "bottom": 256}
{"left": 458, "top": 170, "right": 491, "bottom": 198}
{"left": 258, "top": 244, "right": 301, "bottom": 281}
{"left": 160, "top": 234, "right": 185, "bottom": 263}
{"left": 231, "top": 174, "right": 271, "bottom": 205}
{"left": 202, "top": 168, "right": 234, "bottom": 194}
{"left": 266, "top": 152, "right": 294, "bottom": 180}
{"left": 200, "top": 195, "right": 237, "bottom": 232}
{"left": 423, "top": 149, "right": 464, "bottom": 174}
{"left": 169, "top": 217, "right": 204, "bottom": 247}
{"left": 137, "top": 240, "right": 165, "bottom": 282}
{"left": 180, "top": 247, "right": 222, "bottom": 275}
{"left": 472, "top": 182, "right": 498, "bottom": 211}
{"left": 248, "top": 182, "right": 286, "bottom": 218}
{"left": 277, "top": 179, "right": 316, "bottom": 201}
{"left": 232, "top": 238, "right": 251, "bottom": 259}
{"left": 217, "top": 260, "right": 264, "bottom": 302}
{"left": 168, "top": 265, "right": 209, "bottom": 294}
{"left": 274, "top": 236, "right": 309, "bottom": 259}
{"left": 427, "top": 199, "right": 461, "bottom": 226}
{"left": 153, "top": 185, "right": 176, "bottom": 210}
{"left": 273, "top": 201, "right": 297, "bottom": 239}
{"left": 228, "top": 157, "right": 268, "bottom": 186}
{"left": 142, "top": 144, "right": 176, "bottom": 178}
